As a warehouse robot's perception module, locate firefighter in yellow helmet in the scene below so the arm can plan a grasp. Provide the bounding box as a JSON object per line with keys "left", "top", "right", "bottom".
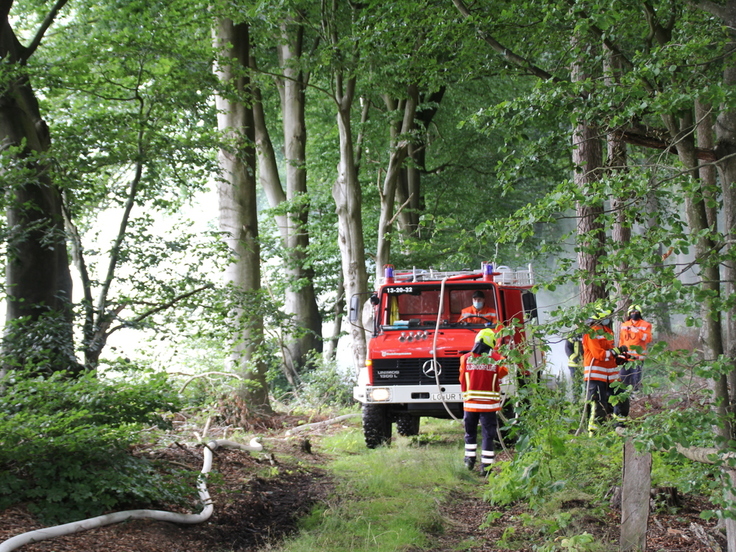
{"left": 618, "top": 304, "right": 652, "bottom": 392}
{"left": 459, "top": 328, "right": 507, "bottom": 475}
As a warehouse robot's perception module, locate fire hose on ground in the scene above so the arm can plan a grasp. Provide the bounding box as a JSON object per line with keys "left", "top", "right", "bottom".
{"left": 0, "top": 438, "right": 263, "bottom": 552}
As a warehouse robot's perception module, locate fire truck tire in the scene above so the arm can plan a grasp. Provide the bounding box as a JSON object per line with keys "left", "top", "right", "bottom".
{"left": 395, "top": 414, "right": 420, "bottom": 436}
{"left": 362, "top": 404, "right": 392, "bottom": 448}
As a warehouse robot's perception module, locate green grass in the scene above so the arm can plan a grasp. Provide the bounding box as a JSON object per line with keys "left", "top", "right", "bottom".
{"left": 272, "top": 418, "right": 479, "bottom": 552}
{"left": 266, "top": 398, "right": 718, "bottom": 552}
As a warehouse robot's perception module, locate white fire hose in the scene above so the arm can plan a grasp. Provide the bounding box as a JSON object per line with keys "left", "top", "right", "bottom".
{"left": 0, "top": 438, "right": 263, "bottom": 552}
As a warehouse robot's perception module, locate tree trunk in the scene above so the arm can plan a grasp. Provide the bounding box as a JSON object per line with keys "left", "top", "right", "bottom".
{"left": 714, "top": 56, "right": 736, "bottom": 427}
{"left": 275, "top": 17, "right": 323, "bottom": 376}
{"left": 395, "top": 88, "right": 444, "bottom": 242}
{"left": 663, "top": 107, "right": 727, "bottom": 439}
{"left": 0, "top": 2, "right": 77, "bottom": 374}
{"left": 327, "top": 0, "right": 369, "bottom": 372}
{"left": 572, "top": 36, "right": 606, "bottom": 306}
{"left": 324, "top": 278, "right": 345, "bottom": 361}
{"left": 646, "top": 193, "right": 672, "bottom": 334}
{"left": 213, "top": 19, "right": 271, "bottom": 413}
{"left": 375, "top": 87, "right": 418, "bottom": 282}
{"left": 605, "top": 46, "right": 631, "bottom": 326}
{"left": 333, "top": 89, "right": 369, "bottom": 372}
{"left": 696, "top": 101, "right": 719, "bottom": 229}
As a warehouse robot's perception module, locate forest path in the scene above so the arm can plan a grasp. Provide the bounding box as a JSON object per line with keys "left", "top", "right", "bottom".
{"left": 0, "top": 406, "right": 726, "bottom": 552}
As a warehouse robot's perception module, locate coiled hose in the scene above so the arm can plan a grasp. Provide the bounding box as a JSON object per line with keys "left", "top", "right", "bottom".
{"left": 0, "top": 438, "right": 263, "bottom": 552}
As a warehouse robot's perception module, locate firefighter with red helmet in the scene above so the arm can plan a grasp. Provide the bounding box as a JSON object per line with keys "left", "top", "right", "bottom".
{"left": 582, "top": 306, "right": 629, "bottom": 435}
{"left": 459, "top": 328, "right": 508, "bottom": 475}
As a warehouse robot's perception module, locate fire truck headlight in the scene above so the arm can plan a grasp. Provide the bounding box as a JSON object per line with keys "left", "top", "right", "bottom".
{"left": 368, "top": 388, "right": 391, "bottom": 402}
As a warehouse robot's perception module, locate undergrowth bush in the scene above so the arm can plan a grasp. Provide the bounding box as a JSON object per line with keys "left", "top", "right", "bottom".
{"left": 634, "top": 398, "right": 723, "bottom": 512}
{"left": 270, "top": 354, "right": 356, "bottom": 412}
{"left": 0, "top": 367, "right": 191, "bottom": 523}
{"left": 487, "top": 425, "right": 621, "bottom": 511}
{"left": 296, "top": 358, "right": 355, "bottom": 409}
{"left": 492, "top": 374, "right": 722, "bottom": 518}
{"left": 488, "top": 381, "right": 622, "bottom": 511}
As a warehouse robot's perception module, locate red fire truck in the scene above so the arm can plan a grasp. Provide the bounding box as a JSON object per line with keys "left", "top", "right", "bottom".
{"left": 350, "top": 263, "right": 541, "bottom": 448}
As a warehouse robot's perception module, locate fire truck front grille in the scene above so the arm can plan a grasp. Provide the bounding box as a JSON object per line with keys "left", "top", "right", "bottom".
{"left": 371, "top": 358, "right": 461, "bottom": 386}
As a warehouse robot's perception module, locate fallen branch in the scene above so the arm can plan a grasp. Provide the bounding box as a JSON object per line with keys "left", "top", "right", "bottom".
{"left": 674, "top": 443, "right": 736, "bottom": 466}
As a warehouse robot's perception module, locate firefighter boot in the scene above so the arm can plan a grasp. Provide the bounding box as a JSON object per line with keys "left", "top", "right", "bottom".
{"left": 612, "top": 413, "right": 627, "bottom": 429}
{"left": 464, "top": 444, "right": 477, "bottom": 471}
{"left": 480, "top": 450, "right": 495, "bottom": 476}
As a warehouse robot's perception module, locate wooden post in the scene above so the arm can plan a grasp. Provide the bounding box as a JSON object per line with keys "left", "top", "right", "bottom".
{"left": 620, "top": 439, "right": 652, "bottom": 551}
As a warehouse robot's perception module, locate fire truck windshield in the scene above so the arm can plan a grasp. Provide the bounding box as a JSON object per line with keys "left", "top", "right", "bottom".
{"left": 380, "top": 284, "right": 498, "bottom": 327}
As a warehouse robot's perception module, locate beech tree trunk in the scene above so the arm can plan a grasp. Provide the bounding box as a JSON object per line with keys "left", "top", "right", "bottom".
{"left": 713, "top": 36, "right": 736, "bottom": 428}
{"left": 213, "top": 19, "right": 271, "bottom": 413}
{"left": 323, "top": 278, "right": 345, "bottom": 361}
{"left": 375, "top": 87, "right": 418, "bottom": 282}
{"left": 250, "top": 21, "right": 322, "bottom": 382}
{"left": 274, "top": 17, "right": 322, "bottom": 377}
{"left": 395, "top": 88, "right": 444, "bottom": 242}
{"left": 333, "top": 92, "right": 369, "bottom": 371}
{"left": 0, "top": 0, "right": 77, "bottom": 374}
{"left": 326, "top": 0, "right": 369, "bottom": 372}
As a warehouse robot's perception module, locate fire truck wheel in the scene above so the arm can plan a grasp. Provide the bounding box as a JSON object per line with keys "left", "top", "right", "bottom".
{"left": 395, "top": 414, "right": 420, "bottom": 436}
{"left": 362, "top": 404, "right": 392, "bottom": 448}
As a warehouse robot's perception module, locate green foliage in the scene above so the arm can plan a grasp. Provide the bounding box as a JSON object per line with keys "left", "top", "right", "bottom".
{"left": 486, "top": 427, "right": 619, "bottom": 511}
{"left": 293, "top": 356, "right": 357, "bottom": 411}
{"left": 267, "top": 353, "right": 356, "bottom": 413}
{"left": 0, "top": 367, "right": 190, "bottom": 523}
{"left": 10, "top": 0, "right": 227, "bottom": 371}
{"left": 558, "top": 532, "right": 598, "bottom": 552}
{"left": 1, "top": 312, "right": 80, "bottom": 374}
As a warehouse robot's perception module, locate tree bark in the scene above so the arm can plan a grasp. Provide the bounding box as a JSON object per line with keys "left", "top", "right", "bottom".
{"left": 571, "top": 36, "right": 606, "bottom": 306}
{"left": 275, "top": 17, "right": 323, "bottom": 376}
{"left": 711, "top": 24, "right": 736, "bottom": 428}
{"left": 375, "top": 87, "right": 418, "bottom": 282}
{"left": 0, "top": 0, "right": 77, "bottom": 374}
{"left": 324, "top": 278, "right": 345, "bottom": 361}
{"left": 213, "top": 19, "right": 271, "bottom": 413}
{"left": 333, "top": 91, "right": 369, "bottom": 372}
{"left": 395, "top": 88, "right": 444, "bottom": 242}
{"left": 605, "top": 46, "right": 631, "bottom": 325}
{"left": 327, "top": 0, "right": 369, "bottom": 372}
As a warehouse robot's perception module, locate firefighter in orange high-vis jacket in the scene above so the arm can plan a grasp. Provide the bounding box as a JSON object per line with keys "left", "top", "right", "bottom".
{"left": 582, "top": 307, "right": 630, "bottom": 435}
{"left": 618, "top": 304, "right": 652, "bottom": 391}
{"left": 459, "top": 328, "right": 508, "bottom": 476}
{"left": 460, "top": 291, "right": 498, "bottom": 324}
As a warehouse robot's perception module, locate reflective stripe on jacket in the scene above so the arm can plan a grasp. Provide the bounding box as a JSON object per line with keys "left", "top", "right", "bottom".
{"left": 459, "top": 352, "right": 508, "bottom": 412}
{"left": 619, "top": 319, "right": 652, "bottom": 359}
{"left": 582, "top": 325, "right": 619, "bottom": 382}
